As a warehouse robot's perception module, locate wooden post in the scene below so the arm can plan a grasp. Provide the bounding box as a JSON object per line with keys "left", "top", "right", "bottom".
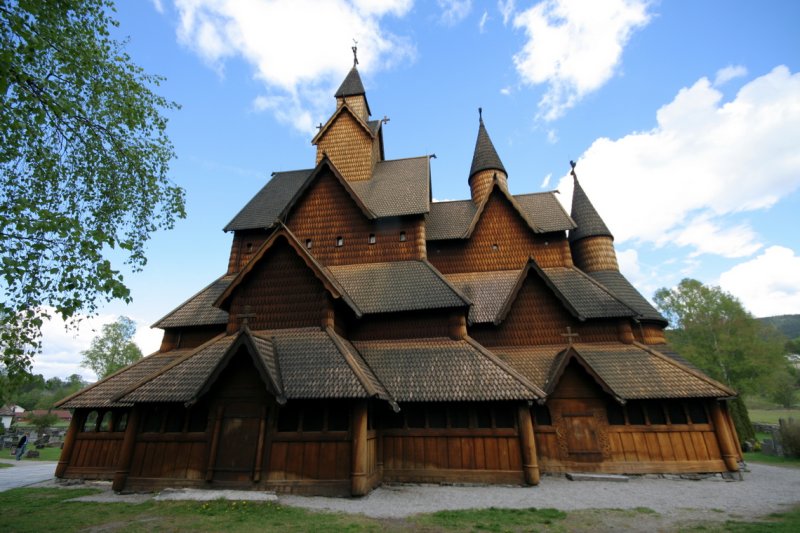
{"left": 205, "top": 404, "right": 224, "bottom": 481}
{"left": 723, "top": 402, "right": 743, "bottom": 461}
{"left": 517, "top": 404, "right": 540, "bottom": 486}
{"left": 351, "top": 401, "right": 368, "bottom": 496}
{"left": 252, "top": 405, "right": 267, "bottom": 482}
{"left": 112, "top": 407, "right": 141, "bottom": 492}
{"left": 710, "top": 401, "right": 739, "bottom": 472}
{"left": 55, "top": 410, "right": 82, "bottom": 478}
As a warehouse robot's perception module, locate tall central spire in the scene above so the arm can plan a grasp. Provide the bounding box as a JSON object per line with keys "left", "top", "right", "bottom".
{"left": 468, "top": 109, "right": 507, "bottom": 205}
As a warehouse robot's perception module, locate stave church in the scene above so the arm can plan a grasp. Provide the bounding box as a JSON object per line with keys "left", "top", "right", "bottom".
{"left": 56, "top": 56, "right": 741, "bottom": 496}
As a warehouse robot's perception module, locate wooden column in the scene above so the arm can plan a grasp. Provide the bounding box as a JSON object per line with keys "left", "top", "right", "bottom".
{"left": 517, "top": 404, "right": 540, "bottom": 485}
{"left": 252, "top": 405, "right": 267, "bottom": 482}
{"left": 710, "top": 401, "right": 739, "bottom": 472}
{"left": 55, "top": 410, "right": 82, "bottom": 478}
{"left": 205, "top": 404, "right": 224, "bottom": 481}
{"left": 723, "top": 403, "right": 743, "bottom": 461}
{"left": 112, "top": 407, "right": 141, "bottom": 492}
{"left": 351, "top": 401, "right": 368, "bottom": 496}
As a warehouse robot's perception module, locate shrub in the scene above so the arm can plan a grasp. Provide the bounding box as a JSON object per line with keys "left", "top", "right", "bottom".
{"left": 778, "top": 418, "right": 800, "bottom": 457}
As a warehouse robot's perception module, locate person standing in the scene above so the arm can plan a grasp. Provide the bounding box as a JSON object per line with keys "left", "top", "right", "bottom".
{"left": 15, "top": 432, "right": 29, "bottom": 461}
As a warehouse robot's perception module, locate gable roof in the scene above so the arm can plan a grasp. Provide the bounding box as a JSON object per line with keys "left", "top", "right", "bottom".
{"left": 224, "top": 156, "right": 430, "bottom": 233}
{"left": 311, "top": 101, "right": 376, "bottom": 146}
{"left": 588, "top": 270, "right": 667, "bottom": 324}
{"left": 569, "top": 175, "right": 613, "bottom": 242}
{"left": 470, "top": 118, "right": 506, "bottom": 178}
{"left": 349, "top": 156, "right": 431, "bottom": 217}
{"left": 492, "top": 342, "right": 735, "bottom": 400}
{"left": 152, "top": 274, "right": 233, "bottom": 329}
{"left": 445, "top": 269, "right": 522, "bottom": 325}
{"left": 536, "top": 265, "right": 638, "bottom": 320}
{"left": 215, "top": 226, "right": 360, "bottom": 316}
{"left": 326, "top": 260, "right": 470, "bottom": 314}
{"left": 426, "top": 188, "right": 575, "bottom": 241}
{"left": 354, "top": 336, "right": 542, "bottom": 402}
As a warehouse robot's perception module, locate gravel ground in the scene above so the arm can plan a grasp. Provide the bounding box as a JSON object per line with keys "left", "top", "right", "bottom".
{"left": 280, "top": 464, "right": 800, "bottom": 519}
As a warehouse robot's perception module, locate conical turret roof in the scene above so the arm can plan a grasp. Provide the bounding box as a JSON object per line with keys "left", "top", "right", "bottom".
{"left": 569, "top": 174, "right": 613, "bottom": 242}
{"left": 469, "top": 115, "right": 506, "bottom": 178}
{"left": 335, "top": 66, "right": 366, "bottom": 98}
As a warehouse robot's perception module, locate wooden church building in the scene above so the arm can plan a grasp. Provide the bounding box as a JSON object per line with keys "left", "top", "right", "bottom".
{"left": 56, "top": 58, "right": 741, "bottom": 496}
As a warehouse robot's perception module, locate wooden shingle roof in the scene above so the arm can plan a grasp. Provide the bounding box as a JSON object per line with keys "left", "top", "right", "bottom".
{"left": 335, "top": 66, "right": 366, "bottom": 98}
{"left": 589, "top": 270, "right": 667, "bottom": 323}
{"left": 327, "top": 260, "right": 469, "bottom": 314}
{"left": 470, "top": 118, "right": 506, "bottom": 178}
{"left": 445, "top": 269, "right": 522, "bottom": 324}
{"left": 57, "top": 351, "right": 186, "bottom": 408}
{"left": 569, "top": 175, "right": 613, "bottom": 241}
{"left": 354, "top": 337, "right": 542, "bottom": 402}
{"left": 152, "top": 275, "right": 233, "bottom": 328}
{"left": 538, "top": 266, "right": 637, "bottom": 320}
{"left": 426, "top": 189, "right": 574, "bottom": 241}
{"left": 224, "top": 169, "right": 313, "bottom": 232}
{"left": 493, "top": 342, "right": 734, "bottom": 400}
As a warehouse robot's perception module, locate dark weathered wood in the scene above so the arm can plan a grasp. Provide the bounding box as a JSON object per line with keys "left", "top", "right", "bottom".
{"left": 518, "top": 405, "right": 540, "bottom": 485}
{"left": 710, "top": 401, "right": 740, "bottom": 471}
{"left": 351, "top": 401, "right": 368, "bottom": 496}
{"left": 205, "top": 405, "right": 224, "bottom": 481}
{"left": 55, "top": 411, "right": 82, "bottom": 478}
{"left": 112, "top": 407, "right": 141, "bottom": 491}
{"left": 253, "top": 405, "right": 267, "bottom": 482}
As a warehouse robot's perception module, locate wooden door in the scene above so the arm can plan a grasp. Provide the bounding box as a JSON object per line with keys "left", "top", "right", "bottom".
{"left": 213, "top": 402, "right": 263, "bottom": 482}
{"left": 562, "top": 412, "right": 602, "bottom": 462}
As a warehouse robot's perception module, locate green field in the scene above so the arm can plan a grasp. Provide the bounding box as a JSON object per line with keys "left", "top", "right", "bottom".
{"left": 747, "top": 408, "right": 800, "bottom": 425}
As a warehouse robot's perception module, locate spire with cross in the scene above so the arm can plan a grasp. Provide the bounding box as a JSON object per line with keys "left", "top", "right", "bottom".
{"left": 352, "top": 40, "right": 359, "bottom": 67}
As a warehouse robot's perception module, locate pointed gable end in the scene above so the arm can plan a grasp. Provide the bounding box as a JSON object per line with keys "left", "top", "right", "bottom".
{"left": 215, "top": 226, "right": 361, "bottom": 331}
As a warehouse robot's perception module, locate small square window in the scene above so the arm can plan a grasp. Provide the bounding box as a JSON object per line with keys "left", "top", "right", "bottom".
{"left": 369, "top": 234, "right": 376, "bottom": 244}
{"left": 336, "top": 236, "right": 344, "bottom": 247}
{"left": 399, "top": 231, "right": 406, "bottom": 242}
{"left": 305, "top": 239, "right": 312, "bottom": 249}
{"left": 245, "top": 242, "right": 253, "bottom": 252}
{"left": 491, "top": 243, "right": 499, "bottom": 251}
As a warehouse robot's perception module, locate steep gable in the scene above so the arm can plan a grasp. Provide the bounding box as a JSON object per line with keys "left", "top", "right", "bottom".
{"left": 313, "top": 105, "right": 378, "bottom": 182}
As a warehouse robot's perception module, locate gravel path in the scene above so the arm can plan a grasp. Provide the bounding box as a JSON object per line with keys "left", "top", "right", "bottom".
{"left": 0, "top": 460, "right": 57, "bottom": 492}
{"left": 280, "top": 464, "right": 800, "bottom": 519}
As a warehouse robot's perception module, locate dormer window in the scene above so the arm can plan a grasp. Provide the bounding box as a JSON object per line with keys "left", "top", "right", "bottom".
{"left": 306, "top": 239, "right": 312, "bottom": 250}
{"left": 336, "top": 236, "right": 344, "bottom": 247}
{"left": 399, "top": 231, "right": 407, "bottom": 242}
{"left": 368, "top": 234, "right": 376, "bottom": 245}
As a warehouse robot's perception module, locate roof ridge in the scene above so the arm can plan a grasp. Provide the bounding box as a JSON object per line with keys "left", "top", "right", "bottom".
{"left": 558, "top": 265, "right": 639, "bottom": 318}
{"left": 632, "top": 341, "right": 737, "bottom": 397}
{"left": 549, "top": 346, "right": 624, "bottom": 402}
{"left": 463, "top": 336, "right": 544, "bottom": 399}
{"left": 311, "top": 102, "right": 375, "bottom": 145}
{"left": 418, "top": 258, "right": 472, "bottom": 306}
{"left": 325, "top": 327, "right": 396, "bottom": 408}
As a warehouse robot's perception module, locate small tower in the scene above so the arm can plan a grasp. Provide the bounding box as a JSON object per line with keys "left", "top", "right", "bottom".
{"left": 334, "top": 46, "right": 371, "bottom": 123}
{"left": 468, "top": 109, "right": 507, "bottom": 205}
{"left": 569, "top": 166, "right": 619, "bottom": 272}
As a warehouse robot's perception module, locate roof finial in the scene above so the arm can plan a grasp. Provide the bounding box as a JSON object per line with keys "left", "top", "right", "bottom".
{"left": 352, "top": 39, "right": 359, "bottom": 67}
{"left": 569, "top": 159, "right": 577, "bottom": 179}
{"left": 478, "top": 107, "right": 483, "bottom": 123}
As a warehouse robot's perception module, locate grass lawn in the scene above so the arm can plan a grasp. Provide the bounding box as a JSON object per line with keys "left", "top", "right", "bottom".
{"left": 1, "top": 488, "right": 799, "bottom": 533}
{"left": 0, "top": 461, "right": 12, "bottom": 468}
{"left": 747, "top": 408, "right": 800, "bottom": 425}
{"left": 4, "top": 446, "right": 61, "bottom": 462}
{"left": 744, "top": 451, "right": 800, "bottom": 468}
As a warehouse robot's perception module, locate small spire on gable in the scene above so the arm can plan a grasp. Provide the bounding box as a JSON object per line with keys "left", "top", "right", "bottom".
{"left": 469, "top": 109, "right": 506, "bottom": 179}
{"left": 569, "top": 163, "right": 613, "bottom": 242}
{"left": 334, "top": 44, "right": 370, "bottom": 120}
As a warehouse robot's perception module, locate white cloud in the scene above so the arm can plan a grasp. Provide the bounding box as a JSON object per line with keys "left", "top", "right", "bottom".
{"left": 34, "top": 311, "right": 163, "bottom": 382}
{"left": 150, "top": 0, "right": 165, "bottom": 14}
{"left": 500, "top": 86, "right": 512, "bottom": 95}
{"left": 540, "top": 173, "right": 551, "bottom": 187}
{"left": 719, "top": 246, "right": 800, "bottom": 317}
{"left": 512, "top": 0, "right": 651, "bottom": 120}
{"left": 556, "top": 66, "right": 800, "bottom": 258}
{"left": 498, "top": 0, "right": 515, "bottom": 25}
{"left": 438, "top": 0, "right": 472, "bottom": 25}
{"left": 546, "top": 129, "right": 558, "bottom": 144}
{"left": 714, "top": 65, "right": 747, "bottom": 87}
{"left": 173, "top": 0, "right": 415, "bottom": 133}
{"left": 479, "top": 10, "right": 489, "bottom": 33}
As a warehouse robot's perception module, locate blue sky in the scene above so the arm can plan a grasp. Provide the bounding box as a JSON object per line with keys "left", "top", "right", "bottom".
{"left": 36, "top": 0, "right": 800, "bottom": 380}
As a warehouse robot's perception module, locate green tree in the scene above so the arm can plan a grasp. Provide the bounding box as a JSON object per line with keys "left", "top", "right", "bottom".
{"left": 26, "top": 411, "right": 58, "bottom": 434}
{"left": 654, "top": 279, "right": 787, "bottom": 395}
{"left": 0, "top": 0, "right": 185, "bottom": 384}
{"left": 81, "top": 316, "right": 142, "bottom": 379}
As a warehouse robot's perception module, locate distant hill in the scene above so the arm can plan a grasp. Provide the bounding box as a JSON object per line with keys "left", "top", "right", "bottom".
{"left": 759, "top": 314, "right": 800, "bottom": 339}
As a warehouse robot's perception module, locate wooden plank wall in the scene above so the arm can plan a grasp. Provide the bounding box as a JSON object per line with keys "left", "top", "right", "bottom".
{"left": 381, "top": 430, "right": 524, "bottom": 484}
{"left": 66, "top": 433, "right": 123, "bottom": 478}
{"left": 129, "top": 434, "right": 208, "bottom": 479}
{"left": 266, "top": 436, "right": 351, "bottom": 481}
{"left": 427, "top": 191, "right": 571, "bottom": 274}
